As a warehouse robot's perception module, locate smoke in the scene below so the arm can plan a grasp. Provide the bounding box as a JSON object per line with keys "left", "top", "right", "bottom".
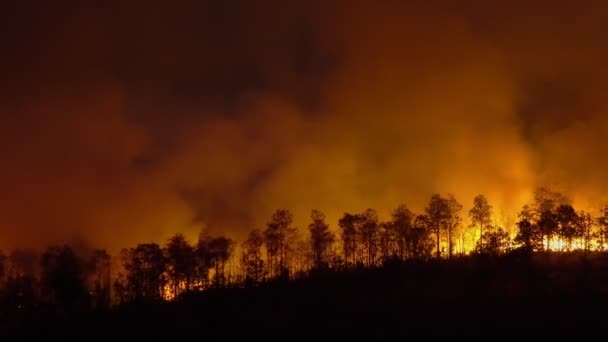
{"left": 1, "top": 0, "right": 607, "bottom": 251}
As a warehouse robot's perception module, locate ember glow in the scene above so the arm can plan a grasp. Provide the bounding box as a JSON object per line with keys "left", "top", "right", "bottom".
{"left": 2, "top": 1, "right": 608, "bottom": 254}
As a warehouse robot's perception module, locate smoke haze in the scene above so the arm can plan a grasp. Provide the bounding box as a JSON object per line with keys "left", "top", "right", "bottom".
{"left": 1, "top": 0, "right": 608, "bottom": 250}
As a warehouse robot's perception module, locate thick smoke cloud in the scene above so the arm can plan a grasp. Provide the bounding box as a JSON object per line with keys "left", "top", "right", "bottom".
{"left": 1, "top": 0, "right": 607, "bottom": 250}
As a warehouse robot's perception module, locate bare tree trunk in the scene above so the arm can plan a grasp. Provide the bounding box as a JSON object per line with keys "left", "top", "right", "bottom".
{"left": 279, "top": 235, "right": 284, "bottom": 272}
{"left": 448, "top": 227, "right": 452, "bottom": 259}
{"left": 436, "top": 224, "right": 440, "bottom": 259}
{"left": 460, "top": 232, "right": 465, "bottom": 255}
{"left": 367, "top": 239, "right": 371, "bottom": 266}
{"left": 480, "top": 224, "right": 483, "bottom": 250}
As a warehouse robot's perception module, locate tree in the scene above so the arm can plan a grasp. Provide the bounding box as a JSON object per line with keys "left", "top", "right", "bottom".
{"left": 531, "top": 187, "right": 568, "bottom": 251}
{"left": 207, "top": 236, "right": 234, "bottom": 287}
{"left": 445, "top": 194, "right": 463, "bottom": 258}
{"left": 556, "top": 204, "right": 578, "bottom": 251}
{"left": 378, "top": 221, "right": 395, "bottom": 263}
{"left": 263, "top": 229, "right": 279, "bottom": 278}
{"left": 40, "top": 245, "right": 89, "bottom": 311}
{"left": 412, "top": 215, "right": 433, "bottom": 260}
{"left": 533, "top": 187, "right": 568, "bottom": 214}
{"left": 0, "top": 250, "right": 6, "bottom": 287}
{"left": 2, "top": 273, "right": 38, "bottom": 312}
{"left": 308, "top": 210, "right": 335, "bottom": 269}
{"left": 89, "top": 249, "right": 111, "bottom": 310}
{"left": 124, "top": 243, "right": 166, "bottom": 301}
{"left": 338, "top": 213, "right": 358, "bottom": 265}
{"left": 597, "top": 205, "right": 608, "bottom": 251}
{"left": 469, "top": 195, "right": 492, "bottom": 249}
{"left": 426, "top": 194, "right": 450, "bottom": 258}
{"left": 8, "top": 249, "right": 39, "bottom": 279}
{"left": 195, "top": 233, "right": 212, "bottom": 288}
{"left": 264, "top": 209, "right": 296, "bottom": 278}
{"left": 2, "top": 250, "right": 40, "bottom": 312}
{"left": 197, "top": 233, "right": 234, "bottom": 287}
{"left": 514, "top": 210, "right": 542, "bottom": 253}
{"left": 291, "top": 237, "right": 311, "bottom": 276}
{"left": 576, "top": 211, "right": 594, "bottom": 253}
{"left": 7, "top": 249, "right": 40, "bottom": 310}
{"left": 357, "top": 209, "right": 379, "bottom": 266}
{"left": 475, "top": 228, "right": 510, "bottom": 256}
{"left": 241, "top": 229, "right": 265, "bottom": 285}
{"left": 391, "top": 205, "right": 414, "bottom": 259}
{"left": 538, "top": 210, "right": 558, "bottom": 251}
{"left": 165, "top": 234, "right": 196, "bottom": 297}
{"left": 519, "top": 204, "right": 535, "bottom": 222}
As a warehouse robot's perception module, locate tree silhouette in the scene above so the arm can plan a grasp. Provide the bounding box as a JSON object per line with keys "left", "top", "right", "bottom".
{"left": 412, "top": 215, "right": 433, "bottom": 260}
{"left": 445, "top": 194, "right": 463, "bottom": 258}
{"left": 532, "top": 189, "right": 570, "bottom": 250}
{"left": 2, "top": 273, "right": 38, "bottom": 313}
{"left": 597, "top": 205, "right": 608, "bottom": 251}
{"left": 576, "top": 211, "right": 594, "bottom": 253}
{"left": 514, "top": 210, "right": 542, "bottom": 253}
{"left": 378, "top": 221, "right": 395, "bottom": 263}
{"left": 0, "top": 250, "right": 6, "bottom": 287}
{"left": 8, "top": 249, "right": 41, "bottom": 310}
{"left": 207, "top": 236, "right": 234, "bottom": 287}
{"left": 475, "top": 228, "right": 510, "bottom": 256}
{"left": 165, "top": 234, "right": 196, "bottom": 297}
{"left": 357, "top": 209, "right": 379, "bottom": 266}
{"left": 264, "top": 209, "right": 296, "bottom": 278}
{"left": 533, "top": 187, "right": 568, "bottom": 214}
{"left": 519, "top": 204, "right": 535, "bottom": 222}
{"left": 89, "top": 249, "right": 111, "bottom": 310}
{"left": 308, "top": 210, "right": 335, "bottom": 269}
{"left": 391, "top": 205, "right": 414, "bottom": 259}
{"left": 263, "top": 229, "right": 279, "bottom": 278}
{"left": 9, "top": 189, "right": 608, "bottom": 319}
{"left": 113, "top": 271, "right": 129, "bottom": 305}
{"left": 426, "top": 194, "right": 450, "bottom": 258}
{"left": 40, "top": 245, "right": 89, "bottom": 312}
{"left": 123, "top": 243, "right": 166, "bottom": 301}
{"left": 196, "top": 233, "right": 234, "bottom": 287}
{"left": 469, "top": 195, "right": 492, "bottom": 248}
{"left": 8, "top": 249, "right": 39, "bottom": 279}
{"left": 338, "top": 213, "right": 358, "bottom": 265}
{"left": 538, "top": 210, "right": 558, "bottom": 251}
{"left": 291, "top": 237, "right": 311, "bottom": 276}
{"left": 241, "top": 229, "right": 265, "bottom": 285}
{"left": 556, "top": 204, "right": 578, "bottom": 251}
{"left": 195, "top": 233, "right": 213, "bottom": 288}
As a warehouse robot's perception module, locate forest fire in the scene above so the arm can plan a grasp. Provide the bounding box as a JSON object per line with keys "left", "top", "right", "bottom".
{"left": 7, "top": 187, "right": 605, "bottom": 305}
{"left": 2, "top": 167, "right": 608, "bottom": 307}
{"left": 3, "top": 0, "right": 608, "bottom": 338}
{"left": 2, "top": 1, "right": 608, "bottom": 258}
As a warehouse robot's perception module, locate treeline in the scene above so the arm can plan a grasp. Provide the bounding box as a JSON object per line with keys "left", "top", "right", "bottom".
{"left": 2, "top": 187, "right": 608, "bottom": 313}
{"left": 0, "top": 234, "right": 235, "bottom": 313}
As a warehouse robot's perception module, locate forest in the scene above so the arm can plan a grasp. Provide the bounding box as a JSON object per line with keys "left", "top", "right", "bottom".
{"left": 2, "top": 187, "right": 608, "bottom": 337}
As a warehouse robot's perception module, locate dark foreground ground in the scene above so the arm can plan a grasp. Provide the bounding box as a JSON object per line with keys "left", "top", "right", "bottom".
{"left": 3, "top": 252, "right": 608, "bottom": 340}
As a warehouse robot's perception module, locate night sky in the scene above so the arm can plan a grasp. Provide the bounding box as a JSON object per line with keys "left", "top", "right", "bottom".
{"left": 2, "top": 0, "right": 608, "bottom": 250}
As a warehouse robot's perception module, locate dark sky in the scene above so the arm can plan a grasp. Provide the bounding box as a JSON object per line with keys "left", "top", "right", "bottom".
{"left": 1, "top": 0, "right": 608, "bottom": 250}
